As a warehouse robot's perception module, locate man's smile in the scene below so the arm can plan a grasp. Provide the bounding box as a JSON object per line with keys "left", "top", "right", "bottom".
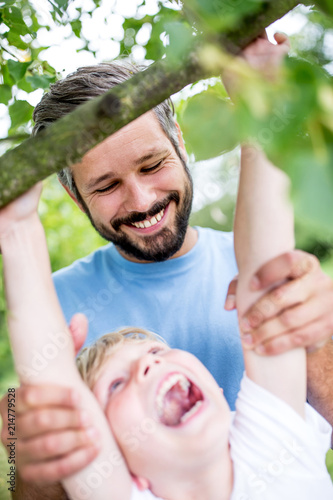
{"left": 129, "top": 207, "right": 165, "bottom": 229}
{"left": 122, "top": 203, "right": 170, "bottom": 235}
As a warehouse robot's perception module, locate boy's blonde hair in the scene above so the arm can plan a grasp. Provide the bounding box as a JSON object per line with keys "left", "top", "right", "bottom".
{"left": 76, "top": 327, "right": 167, "bottom": 389}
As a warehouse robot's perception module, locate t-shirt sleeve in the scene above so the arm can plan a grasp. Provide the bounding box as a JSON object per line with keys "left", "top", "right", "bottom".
{"left": 130, "top": 485, "right": 164, "bottom": 500}
{"left": 229, "top": 374, "right": 333, "bottom": 500}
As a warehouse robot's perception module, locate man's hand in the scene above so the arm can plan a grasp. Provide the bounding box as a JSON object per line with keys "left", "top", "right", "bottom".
{"left": 224, "top": 250, "right": 333, "bottom": 355}
{"left": 0, "top": 314, "right": 98, "bottom": 486}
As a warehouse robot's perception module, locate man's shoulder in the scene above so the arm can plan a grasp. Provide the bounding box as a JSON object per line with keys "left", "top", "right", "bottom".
{"left": 53, "top": 243, "right": 113, "bottom": 281}
{"left": 196, "top": 226, "right": 234, "bottom": 250}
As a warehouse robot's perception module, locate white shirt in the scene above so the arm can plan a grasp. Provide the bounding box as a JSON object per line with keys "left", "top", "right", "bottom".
{"left": 230, "top": 375, "right": 333, "bottom": 499}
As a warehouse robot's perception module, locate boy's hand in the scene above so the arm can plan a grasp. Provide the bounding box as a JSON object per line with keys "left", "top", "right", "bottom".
{"left": 0, "top": 314, "right": 93, "bottom": 485}
{"left": 222, "top": 31, "right": 290, "bottom": 98}
{"left": 0, "top": 183, "right": 42, "bottom": 242}
{"left": 224, "top": 250, "right": 333, "bottom": 354}
{"left": 242, "top": 31, "right": 290, "bottom": 79}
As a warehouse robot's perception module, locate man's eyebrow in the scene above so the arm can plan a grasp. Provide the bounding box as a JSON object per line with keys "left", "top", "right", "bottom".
{"left": 85, "top": 173, "right": 117, "bottom": 192}
{"left": 134, "top": 149, "right": 169, "bottom": 165}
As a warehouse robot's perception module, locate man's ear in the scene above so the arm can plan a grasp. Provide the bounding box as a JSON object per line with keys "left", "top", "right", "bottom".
{"left": 174, "top": 121, "right": 188, "bottom": 164}
{"left": 58, "top": 178, "right": 85, "bottom": 214}
{"left": 131, "top": 475, "right": 150, "bottom": 492}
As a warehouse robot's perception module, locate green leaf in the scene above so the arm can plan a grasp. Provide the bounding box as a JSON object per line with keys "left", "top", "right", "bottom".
{"left": 179, "top": 91, "right": 239, "bottom": 160}
{"left": 26, "top": 74, "right": 56, "bottom": 90}
{"left": 7, "top": 60, "right": 31, "bottom": 83}
{"left": 2, "top": 6, "right": 30, "bottom": 35}
{"left": 54, "top": 0, "right": 70, "bottom": 9}
{"left": 183, "top": 0, "right": 263, "bottom": 33}
{"left": 165, "top": 21, "right": 194, "bottom": 63}
{"left": 0, "top": 85, "right": 12, "bottom": 105}
{"left": 5, "top": 30, "right": 29, "bottom": 49}
{"left": 315, "top": 0, "right": 333, "bottom": 17}
{"left": 1, "top": 64, "right": 15, "bottom": 87}
{"left": 70, "top": 19, "right": 82, "bottom": 38}
{"left": 9, "top": 100, "right": 34, "bottom": 130}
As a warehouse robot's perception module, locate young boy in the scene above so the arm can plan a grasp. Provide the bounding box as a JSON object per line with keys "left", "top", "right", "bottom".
{"left": 1, "top": 137, "right": 332, "bottom": 500}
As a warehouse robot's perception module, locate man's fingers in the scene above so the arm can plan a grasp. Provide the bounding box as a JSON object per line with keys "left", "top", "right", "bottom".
{"left": 253, "top": 314, "right": 333, "bottom": 355}
{"left": 19, "top": 445, "right": 100, "bottom": 484}
{"left": 241, "top": 273, "right": 315, "bottom": 332}
{"left": 69, "top": 313, "right": 88, "bottom": 355}
{"left": 224, "top": 275, "right": 238, "bottom": 310}
{"left": 242, "top": 291, "right": 333, "bottom": 347}
{"left": 18, "top": 428, "right": 100, "bottom": 463}
{"left": 250, "top": 250, "right": 319, "bottom": 290}
{"left": 16, "top": 385, "right": 80, "bottom": 413}
{"left": 16, "top": 408, "right": 90, "bottom": 440}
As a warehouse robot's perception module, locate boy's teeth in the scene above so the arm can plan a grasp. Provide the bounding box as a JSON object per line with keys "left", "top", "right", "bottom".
{"left": 180, "top": 400, "right": 203, "bottom": 424}
{"left": 131, "top": 208, "right": 165, "bottom": 229}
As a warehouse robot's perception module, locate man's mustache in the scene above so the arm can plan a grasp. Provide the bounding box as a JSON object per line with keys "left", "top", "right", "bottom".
{"left": 112, "top": 192, "right": 180, "bottom": 231}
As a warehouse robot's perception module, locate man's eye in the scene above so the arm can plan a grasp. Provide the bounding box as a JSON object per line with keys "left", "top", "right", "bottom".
{"left": 109, "top": 379, "right": 124, "bottom": 395}
{"left": 96, "top": 182, "right": 118, "bottom": 193}
{"left": 142, "top": 161, "right": 163, "bottom": 173}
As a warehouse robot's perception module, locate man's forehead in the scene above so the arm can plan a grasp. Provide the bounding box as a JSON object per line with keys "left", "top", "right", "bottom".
{"left": 74, "top": 114, "right": 171, "bottom": 170}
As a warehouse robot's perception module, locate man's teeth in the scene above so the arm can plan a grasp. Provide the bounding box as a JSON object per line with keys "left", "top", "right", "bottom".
{"left": 156, "top": 373, "right": 190, "bottom": 412}
{"left": 180, "top": 400, "right": 203, "bottom": 424}
{"left": 131, "top": 208, "right": 165, "bottom": 229}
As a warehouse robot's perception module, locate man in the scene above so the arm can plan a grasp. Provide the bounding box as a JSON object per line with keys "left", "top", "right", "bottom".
{"left": 1, "top": 34, "right": 333, "bottom": 499}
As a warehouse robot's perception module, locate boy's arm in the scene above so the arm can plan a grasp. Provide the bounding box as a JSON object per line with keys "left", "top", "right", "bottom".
{"left": 234, "top": 145, "right": 307, "bottom": 417}
{"left": 0, "top": 185, "right": 132, "bottom": 500}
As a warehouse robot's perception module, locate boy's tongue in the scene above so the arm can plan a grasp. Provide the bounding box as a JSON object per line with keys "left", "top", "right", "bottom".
{"left": 160, "top": 380, "right": 195, "bottom": 426}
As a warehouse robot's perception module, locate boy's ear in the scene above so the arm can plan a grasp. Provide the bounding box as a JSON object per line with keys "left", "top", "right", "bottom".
{"left": 132, "top": 475, "right": 150, "bottom": 491}
{"left": 59, "top": 178, "right": 85, "bottom": 214}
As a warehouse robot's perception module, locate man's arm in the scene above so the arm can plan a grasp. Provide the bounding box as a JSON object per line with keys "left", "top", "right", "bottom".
{"left": 12, "top": 475, "right": 68, "bottom": 500}
{"left": 307, "top": 340, "right": 333, "bottom": 446}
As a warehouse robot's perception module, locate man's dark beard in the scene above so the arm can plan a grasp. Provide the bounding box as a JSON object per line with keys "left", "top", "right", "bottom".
{"left": 76, "top": 168, "right": 193, "bottom": 262}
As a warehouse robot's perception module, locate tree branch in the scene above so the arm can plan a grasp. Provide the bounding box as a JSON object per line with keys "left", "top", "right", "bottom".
{"left": 0, "top": 0, "right": 302, "bottom": 208}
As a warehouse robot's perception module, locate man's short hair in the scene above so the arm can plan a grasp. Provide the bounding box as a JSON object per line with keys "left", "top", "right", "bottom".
{"left": 76, "top": 326, "right": 167, "bottom": 390}
{"left": 32, "top": 61, "right": 180, "bottom": 199}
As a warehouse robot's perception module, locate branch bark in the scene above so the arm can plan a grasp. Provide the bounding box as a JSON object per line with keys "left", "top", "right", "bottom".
{"left": 0, "top": 0, "right": 302, "bottom": 208}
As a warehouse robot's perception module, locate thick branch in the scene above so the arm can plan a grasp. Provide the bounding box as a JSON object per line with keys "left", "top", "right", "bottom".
{"left": 0, "top": 0, "right": 302, "bottom": 208}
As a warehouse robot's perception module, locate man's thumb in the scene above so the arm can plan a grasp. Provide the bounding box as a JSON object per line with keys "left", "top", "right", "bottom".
{"left": 69, "top": 313, "right": 88, "bottom": 355}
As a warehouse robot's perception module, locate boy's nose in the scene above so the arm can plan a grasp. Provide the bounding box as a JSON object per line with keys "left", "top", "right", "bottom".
{"left": 135, "top": 354, "right": 161, "bottom": 383}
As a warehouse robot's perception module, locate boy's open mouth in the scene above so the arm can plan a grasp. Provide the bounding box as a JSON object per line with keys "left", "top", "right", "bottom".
{"left": 155, "top": 373, "right": 204, "bottom": 426}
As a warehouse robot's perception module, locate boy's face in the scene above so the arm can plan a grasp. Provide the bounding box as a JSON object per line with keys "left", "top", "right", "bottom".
{"left": 93, "top": 340, "right": 231, "bottom": 489}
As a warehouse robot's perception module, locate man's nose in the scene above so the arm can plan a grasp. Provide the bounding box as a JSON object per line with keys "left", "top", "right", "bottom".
{"left": 123, "top": 180, "right": 157, "bottom": 214}
{"left": 135, "top": 354, "right": 161, "bottom": 384}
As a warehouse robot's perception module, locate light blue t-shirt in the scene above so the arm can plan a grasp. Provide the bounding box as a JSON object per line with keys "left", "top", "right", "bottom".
{"left": 53, "top": 227, "right": 243, "bottom": 409}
